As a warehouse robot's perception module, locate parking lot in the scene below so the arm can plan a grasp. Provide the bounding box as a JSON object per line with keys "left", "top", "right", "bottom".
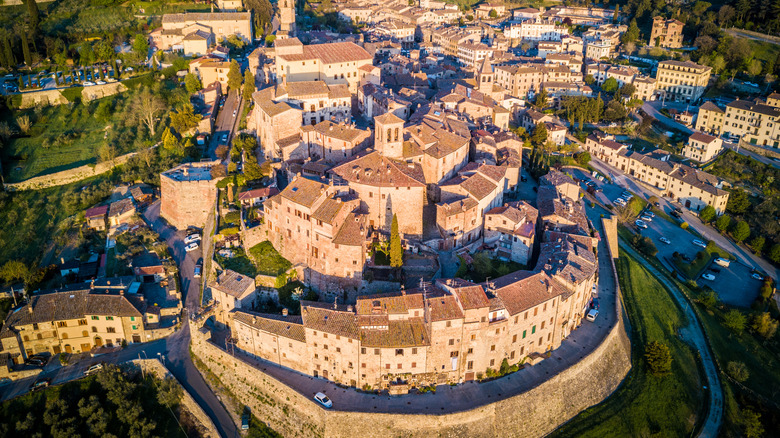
{"left": 568, "top": 167, "right": 761, "bottom": 307}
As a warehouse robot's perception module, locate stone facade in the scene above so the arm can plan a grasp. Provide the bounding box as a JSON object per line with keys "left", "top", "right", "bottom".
{"left": 650, "top": 17, "right": 683, "bottom": 48}
{"left": 159, "top": 161, "right": 220, "bottom": 230}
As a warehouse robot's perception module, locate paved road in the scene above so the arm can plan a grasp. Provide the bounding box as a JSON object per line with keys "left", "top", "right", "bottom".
{"left": 620, "top": 244, "right": 723, "bottom": 438}
{"left": 143, "top": 201, "right": 237, "bottom": 438}
{"left": 722, "top": 141, "right": 780, "bottom": 169}
{"left": 208, "top": 90, "right": 243, "bottom": 160}
{"left": 581, "top": 154, "right": 779, "bottom": 282}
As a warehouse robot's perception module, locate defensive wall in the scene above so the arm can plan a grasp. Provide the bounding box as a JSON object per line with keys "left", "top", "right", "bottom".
{"left": 189, "top": 215, "right": 631, "bottom": 438}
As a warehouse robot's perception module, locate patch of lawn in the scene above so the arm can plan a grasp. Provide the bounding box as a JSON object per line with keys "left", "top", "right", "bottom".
{"left": 673, "top": 241, "right": 733, "bottom": 280}
{"left": 217, "top": 251, "right": 257, "bottom": 278}
{"left": 550, "top": 253, "right": 704, "bottom": 438}
{"left": 248, "top": 241, "right": 292, "bottom": 277}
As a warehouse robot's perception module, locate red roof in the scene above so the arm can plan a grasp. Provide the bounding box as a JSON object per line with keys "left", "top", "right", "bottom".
{"left": 238, "top": 187, "right": 279, "bottom": 201}
{"left": 85, "top": 205, "right": 109, "bottom": 219}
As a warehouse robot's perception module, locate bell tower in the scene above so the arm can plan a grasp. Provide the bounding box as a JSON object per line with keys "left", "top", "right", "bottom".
{"left": 279, "top": 0, "right": 296, "bottom": 35}
{"left": 374, "top": 113, "right": 404, "bottom": 159}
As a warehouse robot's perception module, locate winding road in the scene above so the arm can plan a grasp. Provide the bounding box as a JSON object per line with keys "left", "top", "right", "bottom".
{"left": 620, "top": 244, "right": 723, "bottom": 438}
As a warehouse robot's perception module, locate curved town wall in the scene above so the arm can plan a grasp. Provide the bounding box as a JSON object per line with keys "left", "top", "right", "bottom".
{"left": 191, "top": 315, "right": 630, "bottom": 438}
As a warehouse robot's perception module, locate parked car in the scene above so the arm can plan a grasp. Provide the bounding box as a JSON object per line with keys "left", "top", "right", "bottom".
{"left": 635, "top": 219, "right": 648, "bottom": 229}
{"left": 681, "top": 254, "right": 692, "bottom": 262}
{"left": 232, "top": 110, "right": 237, "bottom": 117}
{"left": 185, "top": 242, "right": 199, "bottom": 252}
{"left": 26, "top": 354, "right": 48, "bottom": 367}
{"left": 241, "top": 414, "right": 250, "bottom": 430}
{"left": 752, "top": 272, "right": 764, "bottom": 281}
{"left": 84, "top": 363, "right": 104, "bottom": 376}
{"left": 314, "top": 392, "right": 332, "bottom": 408}
{"left": 591, "top": 284, "right": 598, "bottom": 295}
{"left": 194, "top": 264, "right": 202, "bottom": 278}
{"left": 586, "top": 308, "right": 599, "bottom": 322}
{"left": 710, "top": 268, "right": 721, "bottom": 274}
{"left": 659, "top": 237, "right": 671, "bottom": 245}
{"left": 520, "top": 176, "right": 527, "bottom": 182}
{"left": 95, "top": 80, "right": 106, "bottom": 85}
{"left": 31, "top": 378, "right": 51, "bottom": 391}
{"left": 701, "top": 273, "right": 716, "bottom": 281}
{"left": 184, "top": 234, "right": 201, "bottom": 244}
{"left": 692, "top": 239, "right": 707, "bottom": 248}
{"left": 590, "top": 297, "right": 600, "bottom": 310}
{"left": 640, "top": 214, "right": 653, "bottom": 222}
{"left": 221, "top": 134, "right": 228, "bottom": 142}
{"left": 643, "top": 211, "right": 655, "bottom": 218}
{"left": 714, "top": 257, "right": 731, "bottom": 267}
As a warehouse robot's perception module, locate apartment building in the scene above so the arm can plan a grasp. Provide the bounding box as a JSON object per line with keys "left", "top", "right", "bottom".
{"left": 505, "top": 20, "right": 570, "bottom": 41}
{"left": 263, "top": 177, "right": 369, "bottom": 290}
{"left": 457, "top": 42, "right": 495, "bottom": 69}
{"left": 189, "top": 56, "right": 231, "bottom": 89}
{"left": 0, "top": 282, "right": 151, "bottom": 363}
{"left": 683, "top": 131, "right": 723, "bottom": 162}
{"left": 695, "top": 101, "right": 725, "bottom": 135}
{"left": 274, "top": 38, "right": 373, "bottom": 93}
{"left": 210, "top": 269, "right": 257, "bottom": 324}
{"left": 585, "top": 63, "right": 656, "bottom": 101}
{"left": 655, "top": 60, "right": 711, "bottom": 103}
{"left": 374, "top": 20, "right": 417, "bottom": 49}
{"left": 584, "top": 133, "right": 729, "bottom": 213}
{"left": 721, "top": 98, "right": 780, "bottom": 147}
{"left": 301, "top": 121, "right": 372, "bottom": 163}
{"left": 494, "top": 63, "right": 580, "bottom": 99}
{"left": 484, "top": 200, "right": 538, "bottom": 264}
{"left": 431, "top": 28, "right": 479, "bottom": 57}
{"left": 650, "top": 17, "right": 684, "bottom": 48}
{"left": 584, "top": 40, "right": 613, "bottom": 60}
{"left": 276, "top": 80, "right": 352, "bottom": 126}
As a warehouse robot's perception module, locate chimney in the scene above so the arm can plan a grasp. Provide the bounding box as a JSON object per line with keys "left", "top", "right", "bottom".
{"left": 546, "top": 280, "right": 553, "bottom": 294}
{"left": 282, "top": 308, "right": 289, "bottom": 317}
{"left": 27, "top": 303, "right": 34, "bottom": 314}
{"left": 333, "top": 297, "right": 338, "bottom": 309}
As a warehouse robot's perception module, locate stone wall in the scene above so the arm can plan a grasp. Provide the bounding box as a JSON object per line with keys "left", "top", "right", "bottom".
{"left": 130, "top": 359, "right": 220, "bottom": 438}
{"left": 19, "top": 89, "right": 69, "bottom": 108}
{"left": 191, "top": 313, "right": 631, "bottom": 438}
{"left": 4, "top": 146, "right": 155, "bottom": 191}
{"left": 81, "top": 82, "right": 128, "bottom": 102}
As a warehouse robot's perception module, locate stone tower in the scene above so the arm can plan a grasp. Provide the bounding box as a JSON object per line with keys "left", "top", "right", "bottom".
{"left": 477, "top": 57, "right": 494, "bottom": 95}
{"left": 279, "top": 0, "right": 296, "bottom": 35}
{"left": 374, "top": 113, "right": 404, "bottom": 159}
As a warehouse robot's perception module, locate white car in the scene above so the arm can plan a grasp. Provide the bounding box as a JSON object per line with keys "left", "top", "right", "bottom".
{"left": 83, "top": 81, "right": 95, "bottom": 86}
{"left": 185, "top": 242, "right": 199, "bottom": 252}
{"left": 614, "top": 198, "right": 626, "bottom": 206}
{"left": 692, "top": 239, "right": 707, "bottom": 248}
{"left": 635, "top": 219, "right": 648, "bottom": 229}
{"left": 96, "top": 80, "right": 106, "bottom": 85}
{"left": 591, "top": 284, "right": 598, "bottom": 295}
{"left": 640, "top": 214, "right": 653, "bottom": 222}
{"left": 644, "top": 211, "right": 655, "bottom": 218}
{"left": 314, "top": 392, "right": 332, "bottom": 408}
{"left": 84, "top": 363, "right": 104, "bottom": 375}
{"left": 232, "top": 110, "right": 237, "bottom": 117}
{"left": 586, "top": 308, "right": 599, "bottom": 322}
{"left": 184, "top": 234, "right": 201, "bottom": 244}
{"left": 701, "top": 273, "right": 716, "bottom": 281}
{"left": 714, "top": 257, "right": 731, "bottom": 267}
{"left": 659, "top": 237, "right": 671, "bottom": 245}
{"left": 622, "top": 192, "right": 634, "bottom": 199}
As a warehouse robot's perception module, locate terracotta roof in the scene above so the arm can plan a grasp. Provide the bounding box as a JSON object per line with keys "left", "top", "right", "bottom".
{"left": 427, "top": 294, "right": 464, "bottom": 321}
{"left": 232, "top": 309, "right": 306, "bottom": 343}
{"left": 210, "top": 269, "right": 255, "bottom": 299}
{"left": 85, "top": 205, "right": 108, "bottom": 219}
{"left": 540, "top": 169, "right": 576, "bottom": 187}
{"left": 689, "top": 131, "right": 718, "bottom": 144}
{"left": 108, "top": 198, "right": 135, "bottom": 218}
{"left": 490, "top": 271, "right": 569, "bottom": 315}
{"left": 162, "top": 12, "right": 250, "bottom": 23}
{"left": 307, "top": 121, "right": 369, "bottom": 143}
{"left": 284, "top": 80, "right": 330, "bottom": 98}
{"left": 453, "top": 285, "right": 489, "bottom": 310}
{"left": 535, "top": 233, "right": 597, "bottom": 285}
{"left": 238, "top": 187, "right": 279, "bottom": 201}
{"left": 331, "top": 151, "right": 426, "bottom": 188}
{"left": 280, "top": 41, "right": 372, "bottom": 64}
{"left": 332, "top": 213, "right": 368, "bottom": 246}
{"left": 374, "top": 112, "right": 404, "bottom": 125}
{"left": 301, "top": 306, "right": 359, "bottom": 338}
{"left": 356, "top": 291, "right": 424, "bottom": 315}
{"left": 311, "top": 198, "right": 345, "bottom": 224}
{"left": 359, "top": 318, "right": 430, "bottom": 348}
{"left": 279, "top": 177, "right": 328, "bottom": 208}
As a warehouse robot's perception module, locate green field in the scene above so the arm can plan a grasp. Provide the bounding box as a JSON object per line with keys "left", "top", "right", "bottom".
{"left": 249, "top": 241, "right": 292, "bottom": 277}
{"left": 550, "top": 254, "right": 704, "bottom": 437}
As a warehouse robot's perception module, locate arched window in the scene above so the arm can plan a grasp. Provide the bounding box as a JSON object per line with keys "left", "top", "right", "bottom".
{"left": 386, "top": 128, "right": 391, "bottom": 142}
{"left": 394, "top": 127, "right": 399, "bottom": 142}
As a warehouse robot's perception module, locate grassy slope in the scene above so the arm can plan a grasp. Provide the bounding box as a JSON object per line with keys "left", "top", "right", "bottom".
{"left": 550, "top": 254, "right": 703, "bottom": 438}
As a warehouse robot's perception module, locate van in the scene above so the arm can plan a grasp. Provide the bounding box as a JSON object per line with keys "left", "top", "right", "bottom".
{"left": 586, "top": 308, "right": 599, "bottom": 322}
{"left": 714, "top": 257, "right": 731, "bottom": 268}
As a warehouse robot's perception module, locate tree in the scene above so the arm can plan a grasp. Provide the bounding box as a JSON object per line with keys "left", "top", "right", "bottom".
{"left": 741, "top": 409, "right": 764, "bottom": 438}
{"left": 613, "top": 5, "right": 619, "bottom": 22}
{"left": 97, "top": 142, "right": 118, "bottom": 164}
{"left": 584, "top": 74, "right": 595, "bottom": 85}
{"left": 770, "top": 244, "right": 780, "bottom": 263}
{"left": 25, "top": 0, "right": 40, "bottom": 36}
{"left": 94, "top": 40, "right": 114, "bottom": 63}
{"left": 621, "top": 19, "right": 640, "bottom": 44}
{"left": 245, "top": 0, "right": 274, "bottom": 32}
{"left": 645, "top": 341, "right": 672, "bottom": 376}
{"left": 184, "top": 73, "right": 202, "bottom": 94}
{"left": 751, "top": 312, "right": 778, "bottom": 339}
{"left": 747, "top": 59, "right": 763, "bottom": 78}
{"left": 19, "top": 27, "right": 32, "bottom": 66}
{"left": 749, "top": 236, "right": 765, "bottom": 254}
{"left": 161, "top": 128, "right": 182, "bottom": 155}
{"left": 602, "top": 77, "right": 619, "bottom": 93}
{"left": 618, "top": 83, "right": 636, "bottom": 99}
{"left": 699, "top": 290, "right": 718, "bottom": 308}
{"left": 699, "top": 205, "right": 716, "bottom": 223}
{"left": 227, "top": 59, "right": 242, "bottom": 91}
{"left": 726, "top": 361, "right": 749, "bottom": 382}
{"left": 723, "top": 308, "right": 747, "bottom": 333}
{"left": 531, "top": 122, "right": 548, "bottom": 147}
{"left": 718, "top": 5, "right": 736, "bottom": 26}
{"left": 575, "top": 151, "right": 591, "bottom": 166}
{"left": 390, "top": 214, "right": 403, "bottom": 268}
{"left": 0, "top": 260, "right": 31, "bottom": 286}
{"left": 156, "top": 377, "right": 183, "bottom": 408}
{"left": 131, "top": 87, "right": 166, "bottom": 138}
{"left": 603, "top": 100, "right": 627, "bottom": 121}
{"left": 243, "top": 150, "right": 264, "bottom": 180}
{"left": 243, "top": 69, "right": 255, "bottom": 101}
{"left": 715, "top": 214, "right": 731, "bottom": 233}
{"left": 169, "top": 104, "right": 200, "bottom": 134}
{"left": 535, "top": 87, "right": 547, "bottom": 108}
{"left": 132, "top": 34, "right": 149, "bottom": 63}
{"left": 732, "top": 220, "right": 750, "bottom": 243}
{"left": 489, "top": 9, "right": 498, "bottom": 18}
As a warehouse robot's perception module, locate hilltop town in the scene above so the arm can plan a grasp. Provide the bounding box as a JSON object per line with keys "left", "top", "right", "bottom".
{"left": 1, "top": 0, "right": 780, "bottom": 436}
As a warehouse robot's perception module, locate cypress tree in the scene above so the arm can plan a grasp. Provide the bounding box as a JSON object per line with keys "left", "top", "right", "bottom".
{"left": 25, "top": 0, "right": 40, "bottom": 36}
{"left": 19, "top": 30, "right": 31, "bottom": 66}
{"left": 390, "top": 214, "right": 403, "bottom": 268}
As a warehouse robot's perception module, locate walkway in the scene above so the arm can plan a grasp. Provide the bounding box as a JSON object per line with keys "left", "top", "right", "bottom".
{"left": 620, "top": 244, "right": 723, "bottom": 438}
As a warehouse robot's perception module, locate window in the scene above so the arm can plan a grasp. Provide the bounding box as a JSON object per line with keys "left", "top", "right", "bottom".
{"left": 106, "top": 316, "right": 114, "bottom": 321}
{"left": 446, "top": 321, "right": 451, "bottom": 327}
{"left": 448, "top": 339, "right": 454, "bottom": 346}
{"left": 62, "top": 333, "right": 68, "bottom": 339}
{"left": 132, "top": 325, "right": 137, "bottom": 330}
{"left": 522, "top": 330, "right": 527, "bottom": 339}
{"left": 37, "top": 333, "right": 42, "bottom": 340}
{"left": 467, "top": 360, "right": 474, "bottom": 370}
{"left": 374, "top": 349, "right": 380, "bottom": 355}
{"left": 82, "top": 331, "right": 88, "bottom": 337}
{"left": 33, "top": 323, "right": 38, "bottom": 330}
{"left": 490, "top": 359, "right": 495, "bottom": 367}
{"left": 471, "top": 334, "right": 476, "bottom": 341}
{"left": 541, "top": 321, "right": 545, "bottom": 329}
{"left": 495, "top": 329, "right": 500, "bottom": 335}
{"left": 57, "top": 321, "right": 67, "bottom": 328}
{"left": 490, "top": 345, "right": 495, "bottom": 351}
{"left": 362, "top": 363, "right": 366, "bottom": 368}
{"left": 395, "top": 349, "right": 404, "bottom": 356}
{"left": 385, "top": 363, "right": 391, "bottom": 369}
{"left": 512, "top": 334, "right": 517, "bottom": 343}
{"left": 467, "top": 348, "right": 473, "bottom": 354}
{"left": 107, "top": 327, "right": 116, "bottom": 334}
{"left": 397, "top": 363, "right": 402, "bottom": 369}
{"left": 78, "top": 319, "right": 87, "bottom": 326}
{"left": 412, "top": 348, "right": 417, "bottom": 354}
{"left": 92, "top": 327, "right": 97, "bottom": 333}
{"left": 361, "top": 347, "right": 366, "bottom": 354}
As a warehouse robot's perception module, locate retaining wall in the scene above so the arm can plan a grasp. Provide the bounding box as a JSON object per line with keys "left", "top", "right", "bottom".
{"left": 191, "top": 315, "right": 631, "bottom": 438}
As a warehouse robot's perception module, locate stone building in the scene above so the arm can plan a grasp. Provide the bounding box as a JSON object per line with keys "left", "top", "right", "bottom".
{"left": 189, "top": 57, "right": 231, "bottom": 89}
{"left": 263, "top": 176, "right": 369, "bottom": 293}
{"left": 276, "top": 81, "right": 352, "bottom": 126}
{"left": 159, "top": 161, "right": 221, "bottom": 230}
{"left": 210, "top": 269, "right": 258, "bottom": 323}
{"left": 300, "top": 121, "right": 372, "bottom": 164}
{"left": 650, "top": 17, "right": 683, "bottom": 48}
{"left": 654, "top": 60, "right": 711, "bottom": 103}
{"left": 0, "top": 281, "right": 151, "bottom": 363}
{"left": 251, "top": 87, "right": 304, "bottom": 160}
{"left": 85, "top": 205, "right": 108, "bottom": 231}
{"left": 683, "top": 131, "right": 723, "bottom": 162}
{"left": 484, "top": 201, "right": 538, "bottom": 265}
{"left": 151, "top": 12, "right": 252, "bottom": 54}
{"left": 274, "top": 38, "right": 373, "bottom": 93}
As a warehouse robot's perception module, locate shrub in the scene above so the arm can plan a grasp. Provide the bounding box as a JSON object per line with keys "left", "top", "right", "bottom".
{"left": 750, "top": 312, "right": 778, "bottom": 339}
{"left": 699, "top": 290, "right": 718, "bottom": 308}
{"left": 723, "top": 309, "right": 747, "bottom": 333}
{"left": 680, "top": 222, "right": 689, "bottom": 230}
{"left": 645, "top": 341, "right": 672, "bottom": 376}
{"left": 726, "top": 361, "right": 749, "bottom": 382}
